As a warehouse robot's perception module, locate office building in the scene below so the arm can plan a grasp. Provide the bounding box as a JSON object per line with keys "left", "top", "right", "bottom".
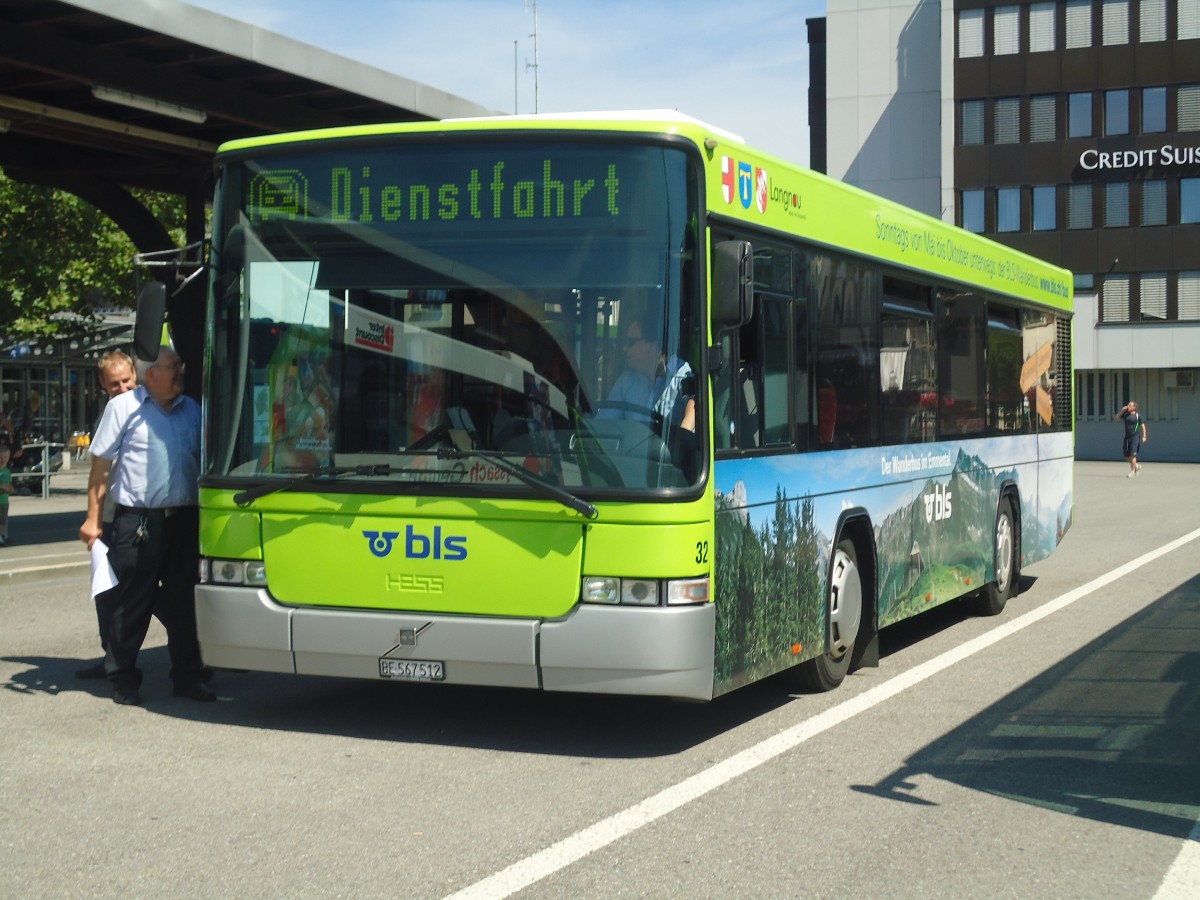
{"left": 813, "top": 0, "right": 1200, "bottom": 461}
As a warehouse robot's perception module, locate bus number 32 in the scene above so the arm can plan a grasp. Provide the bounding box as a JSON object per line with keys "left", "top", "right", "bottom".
{"left": 695, "top": 541, "right": 709, "bottom": 564}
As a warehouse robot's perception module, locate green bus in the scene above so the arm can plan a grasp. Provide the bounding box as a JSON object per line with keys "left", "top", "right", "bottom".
{"left": 166, "top": 111, "right": 1072, "bottom": 701}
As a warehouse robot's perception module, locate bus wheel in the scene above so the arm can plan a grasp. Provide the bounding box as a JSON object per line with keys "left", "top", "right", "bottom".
{"left": 795, "top": 539, "right": 862, "bottom": 692}
{"left": 975, "top": 496, "right": 1018, "bottom": 616}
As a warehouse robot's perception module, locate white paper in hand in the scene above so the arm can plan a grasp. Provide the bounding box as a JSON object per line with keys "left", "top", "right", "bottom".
{"left": 90, "top": 539, "right": 118, "bottom": 597}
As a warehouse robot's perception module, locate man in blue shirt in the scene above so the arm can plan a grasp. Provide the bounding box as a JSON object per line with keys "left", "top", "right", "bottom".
{"left": 599, "top": 318, "right": 695, "bottom": 430}
{"left": 80, "top": 346, "right": 213, "bottom": 705}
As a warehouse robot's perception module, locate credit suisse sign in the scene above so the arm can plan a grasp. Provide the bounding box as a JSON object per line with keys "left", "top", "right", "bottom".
{"left": 1078, "top": 142, "right": 1200, "bottom": 173}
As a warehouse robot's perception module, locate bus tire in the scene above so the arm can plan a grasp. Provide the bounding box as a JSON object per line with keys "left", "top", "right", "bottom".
{"left": 975, "top": 495, "right": 1018, "bottom": 616}
{"left": 795, "top": 539, "right": 862, "bottom": 692}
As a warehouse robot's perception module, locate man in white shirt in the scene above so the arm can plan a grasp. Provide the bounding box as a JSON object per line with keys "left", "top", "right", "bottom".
{"left": 80, "top": 346, "right": 212, "bottom": 705}
{"left": 75, "top": 351, "right": 136, "bottom": 681}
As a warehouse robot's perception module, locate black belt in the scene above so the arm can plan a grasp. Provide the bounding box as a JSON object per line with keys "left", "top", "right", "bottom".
{"left": 115, "top": 504, "right": 196, "bottom": 518}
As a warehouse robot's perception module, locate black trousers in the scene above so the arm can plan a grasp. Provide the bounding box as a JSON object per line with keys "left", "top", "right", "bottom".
{"left": 104, "top": 506, "right": 204, "bottom": 693}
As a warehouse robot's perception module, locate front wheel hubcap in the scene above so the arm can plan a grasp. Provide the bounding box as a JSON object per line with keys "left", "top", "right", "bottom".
{"left": 995, "top": 513, "right": 1013, "bottom": 593}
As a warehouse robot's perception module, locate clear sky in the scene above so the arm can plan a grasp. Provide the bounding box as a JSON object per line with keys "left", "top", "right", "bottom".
{"left": 183, "top": 0, "right": 824, "bottom": 166}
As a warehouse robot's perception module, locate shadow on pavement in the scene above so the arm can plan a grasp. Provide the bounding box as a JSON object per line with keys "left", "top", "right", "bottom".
{"left": 1, "top": 577, "right": 1050, "bottom": 760}
{"left": 1, "top": 642, "right": 798, "bottom": 759}
{"left": 851, "top": 574, "right": 1200, "bottom": 840}
{"left": 3, "top": 510, "right": 84, "bottom": 546}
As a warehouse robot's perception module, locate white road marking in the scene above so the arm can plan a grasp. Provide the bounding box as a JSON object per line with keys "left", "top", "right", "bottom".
{"left": 1153, "top": 817, "right": 1200, "bottom": 900}
{"left": 445, "top": 527, "right": 1200, "bottom": 900}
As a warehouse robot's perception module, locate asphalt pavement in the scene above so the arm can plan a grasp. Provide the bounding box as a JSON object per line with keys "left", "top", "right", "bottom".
{"left": 0, "top": 465, "right": 90, "bottom": 588}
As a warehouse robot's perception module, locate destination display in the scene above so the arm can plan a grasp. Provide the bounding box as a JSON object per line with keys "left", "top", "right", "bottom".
{"left": 237, "top": 144, "right": 658, "bottom": 230}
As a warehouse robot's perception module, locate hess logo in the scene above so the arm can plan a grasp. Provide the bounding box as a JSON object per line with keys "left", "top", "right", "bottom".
{"left": 363, "top": 525, "right": 468, "bottom": 561}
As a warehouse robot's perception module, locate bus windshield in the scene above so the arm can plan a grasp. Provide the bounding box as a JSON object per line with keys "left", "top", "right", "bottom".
{"left": 207, "top": 140, "right": 702, "bottom": 494}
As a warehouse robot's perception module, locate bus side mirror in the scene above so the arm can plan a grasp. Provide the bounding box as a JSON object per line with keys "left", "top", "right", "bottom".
{"left": 133, "top": 281, "right": 167, "bottom": 362}
{"left": 713, "top": 240, "right": 754, "bottom": 329}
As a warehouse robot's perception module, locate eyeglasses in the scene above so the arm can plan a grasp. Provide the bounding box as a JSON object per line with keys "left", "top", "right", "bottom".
{"left": 623, "top": 335, "right": 645, "bottom": 348}
{"left": 151, "top": 360, "right": 185, "bottom": 372}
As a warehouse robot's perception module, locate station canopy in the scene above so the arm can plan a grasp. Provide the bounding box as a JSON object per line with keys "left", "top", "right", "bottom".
{"left": 0, "top": 0, "right": 497, "bottom": 364}
{"left": 0, "top": 0, "right": 496, "bottom": 207}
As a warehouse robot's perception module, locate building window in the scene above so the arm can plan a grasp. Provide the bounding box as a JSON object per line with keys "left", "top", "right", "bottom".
{"left": 1180, "top": 272, "right": 1200, "bottom": 320}
{"left": 1140, "top": 273, "right": 1167, "bottom": 319}
{"left": 1069, "top": 92, "right": 1093, "bottom": 137}
{"left": 962, "top": 190, "right": 985, "bottom": 232}
{"left": 1105, "top": 90, "right": 1130, "bottom": 135}
{"left": 1143, "top": 86, "right": 1167, "bottom": 132}
{"left": 1103, "top": 0, "right": 1130, "bottom": 43}
{"left": 1140, "top": 0, "right": 1167, "bottom": 41}
{"left": 1105, "top": 182, "right": 1130, "bottom": 226}
{"left": 1180, "top": 0, "right": 1200, "bottom": 40}
{"left": 1030, "top": 2, "right": 1057, "bottom": 50}
{"left": 997, "top": 188, "right": 1021, "bottom": 232}
{"left": 1067, "top": 0, "right": 1094, "bottom": 47}
{"left": 1183, "top": 178, "right": 1200, "bottom": 223}
{"left": 994, "top": 5, "right": 1020, "bottom": 53}
{"left": 1142, "top": 179, "right": 1167, "bottom": 224}
{"left": 1068, "top": 183, "right": 1093, "bottom": 228}
{"left": 1033, "top": 185, "right": 1057, "bottom": 230}
{"left": 1179, "top": 84, "right": 1200, "bottom": 131}
{"left": 1030, "top": 95, "right": 1057, "bottom": 141}
{"left": 1102, "top": 275, "right": 1131, "bottom": 322}
{"left": 995, "top": 98, "right": 1021, "bottom": 143}
{"left": 961, "top": 100, "right": 985, "bottom": 144}
{"left": 959, "top": 8, "right": 985, "bottom": 57}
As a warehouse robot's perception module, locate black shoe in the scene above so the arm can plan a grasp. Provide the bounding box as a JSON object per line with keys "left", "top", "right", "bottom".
{"left": 199, "top": 666, "right": 216, "bottom": 682}
{"left": 113, "top": 689, "right": 143, "bottom": 706}
{"left": 75, "top": 663, "right": 107, "bottom": 680}
{"left": 173, "top": 683, "right": 217, "bottom": 702}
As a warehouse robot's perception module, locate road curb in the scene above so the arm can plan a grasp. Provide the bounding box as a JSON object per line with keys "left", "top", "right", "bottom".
{"left": 1, "top": 560, "right": 92, "bottom": 588}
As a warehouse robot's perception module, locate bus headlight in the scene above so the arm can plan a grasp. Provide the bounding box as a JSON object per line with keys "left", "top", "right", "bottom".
{"left": 580, "top": 576, "right": 710, "bottom": 607}
{"left": 621, "top": 579, "right": 659, "bottom": 606}
{"left": 581, "top": 576, "right": 620, "bottom": 604}
{"left": 665, "top": 577, "right": 710, "bottom": 605}
{"left": 201, "top": 558, "right": 267, "bottom": 587}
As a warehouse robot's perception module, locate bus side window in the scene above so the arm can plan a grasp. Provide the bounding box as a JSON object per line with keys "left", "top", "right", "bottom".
{"left": 760, "top": 295, "right": 791, "bottom": 445}
{"left": 813, "top": 253, "right": 881, "bottom": 449}
{"left": 793, "top": 295, "right": 810, "bottom": 452}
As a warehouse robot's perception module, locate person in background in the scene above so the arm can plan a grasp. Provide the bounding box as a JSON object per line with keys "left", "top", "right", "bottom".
{"left": 0, "top": 407, "right": 14, "bottom": 451}
{"left": 79, "top": 346, "right": 214, "bottom": 705}
{"left": 75, "top": 351, "right": 137, "bottom": 680}
{"left": 1114, "top": 400, "right": 1148, "bottom": 478}
{"left": 0, "top": 444, "right": 12, "bottom": 546}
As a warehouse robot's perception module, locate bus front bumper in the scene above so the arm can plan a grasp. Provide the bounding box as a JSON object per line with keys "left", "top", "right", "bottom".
{"left": 195, "top": 585, "right": 716, "bottom": 701}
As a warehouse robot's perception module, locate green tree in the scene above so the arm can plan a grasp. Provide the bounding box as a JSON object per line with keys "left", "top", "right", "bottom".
{"left": 0, "top": 171, "right": 185, "bottom": 337}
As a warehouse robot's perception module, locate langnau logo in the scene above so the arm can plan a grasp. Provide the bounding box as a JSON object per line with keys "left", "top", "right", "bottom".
{"left": 363, "top": 525, "right": 468, "bottom": 561}
{"left": 720, "top": 156, "right": 768, "bottom": 214}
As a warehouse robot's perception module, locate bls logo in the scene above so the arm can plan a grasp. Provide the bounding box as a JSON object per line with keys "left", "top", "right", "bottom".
{"left": 363, "top": 525, "right": 468, "bottom": 561}
{"left": 923, "top": 484, "right": 953, "bottom": 523}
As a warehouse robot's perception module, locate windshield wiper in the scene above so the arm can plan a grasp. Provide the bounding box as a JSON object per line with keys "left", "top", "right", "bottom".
{"left": 232, "top": 463, "right": 398, "bottom": 507}
{"left": 436, "top": 448, "right": 597, "bottom": 519}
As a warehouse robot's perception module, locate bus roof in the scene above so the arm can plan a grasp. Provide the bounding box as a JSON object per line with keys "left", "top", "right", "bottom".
{"left": 217, "top": 110, "right": 1073, "bottom": 312}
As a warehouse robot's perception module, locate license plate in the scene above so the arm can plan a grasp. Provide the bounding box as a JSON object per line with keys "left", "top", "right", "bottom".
{"left": 378, "top": 658, "right": 445, "bottom": 682}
